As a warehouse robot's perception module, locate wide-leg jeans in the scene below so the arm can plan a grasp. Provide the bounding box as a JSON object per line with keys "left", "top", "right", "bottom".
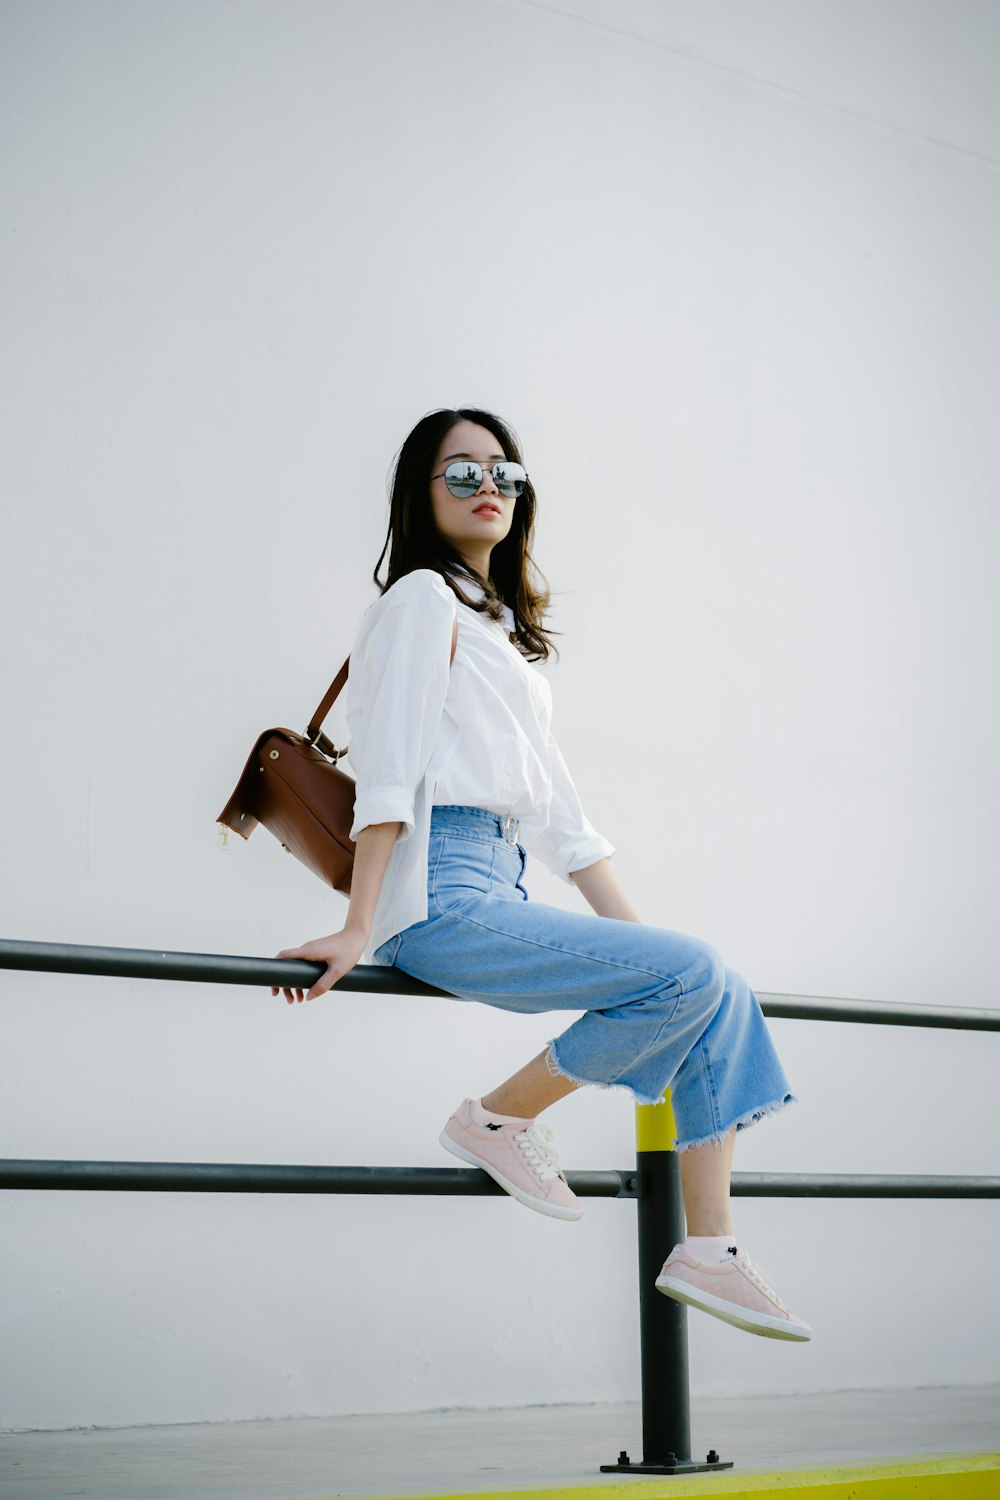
{"left": 372, "top": 805, "right": 795, "bottom": 1148}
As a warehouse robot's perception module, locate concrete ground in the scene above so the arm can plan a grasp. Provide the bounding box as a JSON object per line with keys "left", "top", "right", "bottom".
{"left": 0, "top": 1384, "right": 997, "bottom": 1500}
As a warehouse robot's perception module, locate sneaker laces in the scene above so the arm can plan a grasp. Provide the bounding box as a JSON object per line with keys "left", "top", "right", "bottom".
{"left": 513, "top": 1123, "right": 564, "bottom": 1182}
{"left": 733, "top": 1248, "right": 788, "bottom": 1311}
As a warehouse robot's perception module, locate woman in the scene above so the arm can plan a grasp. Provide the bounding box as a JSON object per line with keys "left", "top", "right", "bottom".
{"left": 271, "top": 406, "right": 811, "bottom": 1343}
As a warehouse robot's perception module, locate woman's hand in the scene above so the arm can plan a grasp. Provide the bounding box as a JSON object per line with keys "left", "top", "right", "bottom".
{"left": 270, "top": 926, "right": 369, "bottom": 1005}
{"left": 271, "top": 823, "right": 400, "bottom": 1004}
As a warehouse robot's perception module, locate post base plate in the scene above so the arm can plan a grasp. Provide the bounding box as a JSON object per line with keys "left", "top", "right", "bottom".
{"left": 601, "top": 1450, "right": 734, "bottom": 1475}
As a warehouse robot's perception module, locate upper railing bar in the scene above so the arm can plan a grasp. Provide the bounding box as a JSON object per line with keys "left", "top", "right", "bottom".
{"left": 754, "top": 993, "right": 1000, "bottom": 1029}
{"left": 0, "top": 939, "right": 443, "bottom": 995}
{"left": 2, "top": 939, "right": 998, "bottom": 1032}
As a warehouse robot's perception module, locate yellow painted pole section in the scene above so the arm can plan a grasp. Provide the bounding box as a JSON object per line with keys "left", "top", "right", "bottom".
{"left": 635, "top": 1091, "right": 677, "bottom": 1154}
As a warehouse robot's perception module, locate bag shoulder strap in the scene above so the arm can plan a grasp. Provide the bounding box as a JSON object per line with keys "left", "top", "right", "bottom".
{"left": 305, "top": 609, "right": 459, "bottom": 751}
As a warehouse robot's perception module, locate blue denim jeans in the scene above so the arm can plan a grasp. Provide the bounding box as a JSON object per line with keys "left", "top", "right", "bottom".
{"left": 373, "top": 805, "right": 795, "bottom": 1148}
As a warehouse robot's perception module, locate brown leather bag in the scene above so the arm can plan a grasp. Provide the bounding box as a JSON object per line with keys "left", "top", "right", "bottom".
{"left": 216, "top": 615, "right": 458, "bottom": 896}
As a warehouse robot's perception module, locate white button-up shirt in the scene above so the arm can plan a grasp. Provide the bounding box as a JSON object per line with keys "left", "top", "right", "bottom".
{"left": 344, "top": 568, "right": 615, "bottom": 963}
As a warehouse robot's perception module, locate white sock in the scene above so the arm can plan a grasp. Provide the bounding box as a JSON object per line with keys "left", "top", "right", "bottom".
{"left": 470, "top": 1097, "right": 534, "bottom": 1128}
{"left": 683, "top": 1234, "right": 738, "bottom": 1262}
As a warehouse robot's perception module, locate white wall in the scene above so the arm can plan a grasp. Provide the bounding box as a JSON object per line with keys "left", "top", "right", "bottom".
{"left": 1, "top": 0, "right": 998, "bottom": 1430}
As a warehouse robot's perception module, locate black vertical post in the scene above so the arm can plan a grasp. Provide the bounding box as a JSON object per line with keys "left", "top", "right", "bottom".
{"left": 601, "top": 1096, "right": 732, "bottom": 1476}
{"left": 637, "top": 1110, "right": 690, "bottom": 1465}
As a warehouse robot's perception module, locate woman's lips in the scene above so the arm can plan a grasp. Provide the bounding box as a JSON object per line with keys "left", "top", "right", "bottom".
{"left": 473, "top": 503, "right": 501, "bottom": 516}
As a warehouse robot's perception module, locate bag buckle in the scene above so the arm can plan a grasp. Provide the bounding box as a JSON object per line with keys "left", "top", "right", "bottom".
{"left": 311, "top": 729, "right": 348, "bottom": 763}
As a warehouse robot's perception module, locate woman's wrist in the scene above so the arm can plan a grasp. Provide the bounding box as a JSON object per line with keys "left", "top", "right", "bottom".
{"left": 343, "top": 820, "right": 403, "bottom": 945}
{"left": 343, "top": 914, "right": 372, "bottom": 942}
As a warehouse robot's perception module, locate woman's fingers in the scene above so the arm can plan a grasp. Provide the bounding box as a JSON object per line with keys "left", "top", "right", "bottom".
{"left": 271, "top": 935, "right": 360, "bottom": 1006}
{"left": 273, "top": 946, "right": 316, "bottom": 1003}
{"left": 305, "top": 965, "right": 339, "bottom": 1002}
{"left": 273, "top": 969, "right": 339, "bottom": 1003}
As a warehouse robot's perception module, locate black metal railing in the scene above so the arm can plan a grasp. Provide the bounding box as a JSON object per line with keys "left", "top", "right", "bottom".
{"left": 1, "top": 937, "right": 998, "bottom": 1476}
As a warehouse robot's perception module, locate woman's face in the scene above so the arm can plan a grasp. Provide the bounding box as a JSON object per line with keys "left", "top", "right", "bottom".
{"left": 429, "top": 420, "right": 517, "bottom": 574}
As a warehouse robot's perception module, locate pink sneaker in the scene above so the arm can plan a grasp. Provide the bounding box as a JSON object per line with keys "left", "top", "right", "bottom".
{"left": 655, "top": 1242, "right": 812, "bottom": 1341}
{"left": 439, "top": 1099, "right": 583, "bottom": 1221}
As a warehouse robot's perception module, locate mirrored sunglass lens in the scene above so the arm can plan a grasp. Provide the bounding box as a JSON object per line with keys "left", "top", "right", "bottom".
{"left": 444, "top": 462, "right": 482, "bottom": 495}
{"left": 493, "top": 463, "right": 526, "bottom": 496}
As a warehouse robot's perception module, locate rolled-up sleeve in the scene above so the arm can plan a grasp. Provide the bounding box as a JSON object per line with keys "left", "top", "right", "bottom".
{"left": 526, "top": 725, "right": 616, "bottom": 882}
{"left": 345, "top": 571, "right": 456, "bottom": 843}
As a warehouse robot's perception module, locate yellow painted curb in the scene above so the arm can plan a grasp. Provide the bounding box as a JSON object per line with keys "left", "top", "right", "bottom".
{"left": 635, "top": 1094, "right": 677, "bottom": 1153}
{"left": 294, "top": 1452, "right": 1000, "bottom": 1500}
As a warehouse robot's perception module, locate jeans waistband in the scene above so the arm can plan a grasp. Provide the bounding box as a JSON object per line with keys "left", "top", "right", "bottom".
{"left": 430, "top": 804, "right": 521, "bottom": 844}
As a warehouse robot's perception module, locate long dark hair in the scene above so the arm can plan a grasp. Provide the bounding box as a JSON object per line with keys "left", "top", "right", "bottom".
{"left": 372, "top": 406, "right": 559, "bottom": 663}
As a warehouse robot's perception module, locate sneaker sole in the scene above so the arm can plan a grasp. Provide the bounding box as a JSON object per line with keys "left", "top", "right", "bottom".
{"left": 655, "top": 1273, "right": 812, "bottom": 1341}
{"left": 439, "top": 1129, "right": 584, "bottom": 1221}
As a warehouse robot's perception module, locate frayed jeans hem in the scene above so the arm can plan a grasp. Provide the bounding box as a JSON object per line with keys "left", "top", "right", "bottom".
{"left": 545, "top": 1041, "right": 671, "bottom": 1107}
{"left": 674, "top": 1092, "right": 798, "bottom": 1153}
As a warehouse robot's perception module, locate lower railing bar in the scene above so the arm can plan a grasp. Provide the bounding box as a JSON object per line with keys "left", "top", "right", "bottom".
{"left": 0, "top": 1160, "right": 637, "bottom": 1196}
{"left": 732, "top": 1172, "right": 1000, "bottom": 1198}
{"left": 2, "top": 940, "right": 999, "bottom": 1032}
{"left": 0, "top": 1160, "right": 997, "bottom": 1198}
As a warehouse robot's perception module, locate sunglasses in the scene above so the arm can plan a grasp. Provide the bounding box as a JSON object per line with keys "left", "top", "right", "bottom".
{"left": 431, "top": 460, "right": 528, "bottom": 499}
